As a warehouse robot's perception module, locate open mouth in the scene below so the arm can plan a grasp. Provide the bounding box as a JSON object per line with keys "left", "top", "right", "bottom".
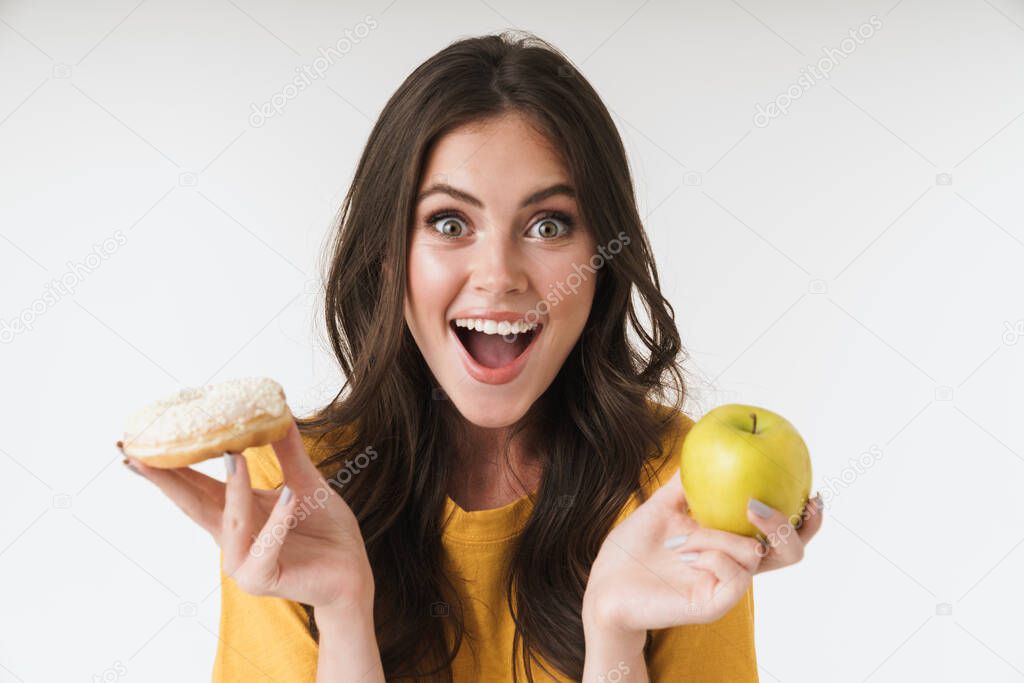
{"left": 450, "top": 319, "right": 542, "bottom": 369}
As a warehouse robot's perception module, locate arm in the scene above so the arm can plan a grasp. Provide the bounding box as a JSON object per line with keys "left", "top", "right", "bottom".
{"left": 581, "top": 606, "right": 649, "bottom": 683}
{"left": 582, "top": 471, "right": 822, "bottom": 682}
{"left": 125, "top": 423, "right": 384, "bottom": 681}
{"left": 582, "top": 586, "right": 760, "bottom": 683}
{"left": 315, "top": 604, "right": 385, "bottom": 683}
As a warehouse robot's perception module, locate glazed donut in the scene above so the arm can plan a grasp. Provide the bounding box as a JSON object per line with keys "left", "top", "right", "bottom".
{"left": 119, "top": 377, "right": 292, "bottom": 468}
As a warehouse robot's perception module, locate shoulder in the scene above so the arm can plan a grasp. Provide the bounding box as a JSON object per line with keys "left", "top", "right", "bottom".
{"left": 611, "top": 402, "right": 695, "bottom": 525}
{"left": 639, "top": 401, "right": 695, "bottom": 498}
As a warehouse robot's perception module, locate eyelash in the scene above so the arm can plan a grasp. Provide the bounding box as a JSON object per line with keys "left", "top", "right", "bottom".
{"left": 424, "top": 209, "right": 576, "bottom": 241}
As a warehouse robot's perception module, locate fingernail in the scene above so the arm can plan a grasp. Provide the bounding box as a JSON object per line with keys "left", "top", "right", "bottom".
{"left": 664, "top": 534, "right": 689, "bottom": 549}
{"left": 748, "top": 498, "right": 774, "bottom": 519}
{"left": 678, "top": 552, "right": 700, "bottom": 562}
{"left": 122, "top": 458, "right": 143, "bottom": 477}
{"left": 813, "top": 493, "right": 824, "bottom": 511}
{"left": 224, "top": 453, "right": 236, "bottom": 477}
{"left": 278, "top": 485, "right": 293, "bottom": 506}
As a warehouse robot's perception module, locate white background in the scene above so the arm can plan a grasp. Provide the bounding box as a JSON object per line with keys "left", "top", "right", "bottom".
{"left": 2, "top": 1, "right": 1023, "bottom": 681}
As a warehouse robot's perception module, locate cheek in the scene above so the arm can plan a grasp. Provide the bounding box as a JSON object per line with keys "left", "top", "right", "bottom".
{"left": 406, "top": 241, "right": 459, "bottom": 324}
{"left": 537, "top": 244, "right": 597, "bottom": 326}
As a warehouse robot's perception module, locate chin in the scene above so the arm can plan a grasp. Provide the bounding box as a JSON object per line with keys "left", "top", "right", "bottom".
{"left": 446, "top": 388, "right": 536, "bottom": 429}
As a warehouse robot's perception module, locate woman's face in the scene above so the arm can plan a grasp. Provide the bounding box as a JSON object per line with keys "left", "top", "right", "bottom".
{"left": 404, "top": 112, "right": 597, "bottom": 429}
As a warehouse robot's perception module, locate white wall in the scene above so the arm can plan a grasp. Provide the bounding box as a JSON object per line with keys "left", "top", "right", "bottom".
{"left": 2, "top": 0, "right": 1022, "bottom": 680}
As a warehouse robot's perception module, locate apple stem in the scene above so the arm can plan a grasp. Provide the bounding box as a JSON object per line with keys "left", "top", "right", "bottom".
{"left": 750, "top": 412, "right": 757, "bottom": 435}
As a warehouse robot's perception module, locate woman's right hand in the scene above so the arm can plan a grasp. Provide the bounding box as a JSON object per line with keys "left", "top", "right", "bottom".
{"left": 123, "top": 420, "right": 375, "bottom": 616}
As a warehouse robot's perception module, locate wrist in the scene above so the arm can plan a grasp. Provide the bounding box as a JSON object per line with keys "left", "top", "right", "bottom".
{"left": 314, "top": 592, "right": 375, "bottom": 637}
{"left": 315, "top": 569, "right": 375, "bottom": 625}
{"left": 582, "top": 591, "right": 647, "bottom": 655}
{"left": 313, "top": 596, "right": 384, "bottom": 683}
{"left": 582, "top": 593, "right": 648, "bottom": 683}
{"left": 583, "top": 620, "right": 647, "bottom": 657}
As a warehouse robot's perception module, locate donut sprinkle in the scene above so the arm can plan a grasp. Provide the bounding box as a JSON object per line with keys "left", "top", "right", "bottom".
{"left": 124, "top": 377, "right": 288, "bottom": 445}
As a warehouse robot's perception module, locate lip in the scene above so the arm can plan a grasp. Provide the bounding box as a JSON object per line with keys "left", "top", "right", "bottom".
{"left": 448, "top": 315, "right": 544, "bottom": 385}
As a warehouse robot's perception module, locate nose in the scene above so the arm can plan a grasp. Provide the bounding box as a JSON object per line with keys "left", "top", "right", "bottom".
{"left": 470, "top": 226, "right": 528, "bottom": 296}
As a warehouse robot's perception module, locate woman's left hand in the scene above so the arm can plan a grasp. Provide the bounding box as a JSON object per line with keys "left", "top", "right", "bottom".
{"left": 582, "top": 471, "right": 824, "bottom": 640}
{"left": 749, "top": 488, "right": 824, "bottom": 574}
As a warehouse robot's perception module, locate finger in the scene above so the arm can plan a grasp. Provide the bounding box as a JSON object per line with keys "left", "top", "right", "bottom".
{"left": 271, "top": 420, "right": 323, "bottom": 492}
{"left": 746, "top": 498, "right": 804, "bottom": 566}
{"left": 679, "top": 549, "right": 743, "bottom": 584}
{"left": 221, "top": 453, "right": 259, "bottom": 573}
{"left": 124, "top": 453, "right": 227, "bottom": 502}
{"left": 124, "top": 455, "right": 224, "bottom": 539}
{"left": 665, "top": 527, "right": 763, "bottom": 573}
{"left": 241, "top": 485, "right": 297, "bottom": 594}
{"left": 678, "top": 549, "right": 751, "bottom": 621}
{"left": 796, "top": 493, "right": 825, "bottom": 544}
{"left": 169, "top": 465, "right": 226, "bottom": 505}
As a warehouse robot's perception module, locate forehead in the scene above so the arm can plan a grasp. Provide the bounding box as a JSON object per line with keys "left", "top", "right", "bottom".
{"left": 419, "top": 113, "right": 570, "bottom": 192}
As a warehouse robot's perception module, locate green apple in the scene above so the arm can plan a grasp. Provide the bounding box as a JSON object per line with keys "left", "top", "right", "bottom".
{"left": 679, "top": 404, "right": 812, "bottom": 539}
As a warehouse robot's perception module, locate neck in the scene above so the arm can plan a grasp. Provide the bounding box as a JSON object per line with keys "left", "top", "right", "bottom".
{"left": 447, "top": 419, "right": 542, "bottom": 511}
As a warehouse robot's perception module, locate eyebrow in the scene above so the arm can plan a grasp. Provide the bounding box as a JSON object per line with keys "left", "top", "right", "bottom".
{"left": 416, "top": 182, "right": 576, "bottom": 209}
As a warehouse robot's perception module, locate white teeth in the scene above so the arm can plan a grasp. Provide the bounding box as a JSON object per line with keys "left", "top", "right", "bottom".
{"left": 453, "top": 317, "right": 539, "bottom": 335}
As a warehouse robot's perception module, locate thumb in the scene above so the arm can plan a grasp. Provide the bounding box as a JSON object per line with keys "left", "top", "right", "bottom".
{"left": 271, "top": 420, "right": 323, "bottom": 492}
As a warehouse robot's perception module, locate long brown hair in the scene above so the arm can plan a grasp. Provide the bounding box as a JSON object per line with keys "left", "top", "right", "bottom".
{"left": 298, "top": 30, "right": 688, "bottom": 681}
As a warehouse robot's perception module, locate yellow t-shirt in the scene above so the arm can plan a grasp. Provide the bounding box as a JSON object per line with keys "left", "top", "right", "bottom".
{"left": 212, "top": 411, "right": 758, "bottom": 682}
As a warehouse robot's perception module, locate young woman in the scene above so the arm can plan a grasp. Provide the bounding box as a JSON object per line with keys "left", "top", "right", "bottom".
{"left": 124, "top": 31, "right": 823, "bottom": 682}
